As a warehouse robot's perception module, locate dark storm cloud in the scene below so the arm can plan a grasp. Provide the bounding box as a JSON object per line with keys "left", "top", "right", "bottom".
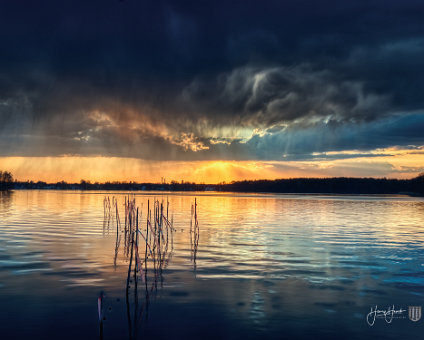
{"left": 0, "top": 0, "right": 424, "bottom": 160}
{"left": 181, "top": 64, "right": 392, "bottom": 127}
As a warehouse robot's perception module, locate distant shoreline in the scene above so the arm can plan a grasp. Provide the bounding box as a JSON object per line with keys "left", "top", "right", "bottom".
{"left": 5, "top": 176, "right": 424, "bottom": 196}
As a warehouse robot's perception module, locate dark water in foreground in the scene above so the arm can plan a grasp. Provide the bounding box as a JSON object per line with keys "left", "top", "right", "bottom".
{"left": 0, "top": 190, "right": 423, "bottom": 339}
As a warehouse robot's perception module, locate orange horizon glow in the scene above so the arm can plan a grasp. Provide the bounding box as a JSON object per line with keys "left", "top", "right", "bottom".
{"left": 1, "top": 149, "right": 423, "bottom": 184}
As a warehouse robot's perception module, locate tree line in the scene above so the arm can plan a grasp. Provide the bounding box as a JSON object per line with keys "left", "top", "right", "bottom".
{"left": 2, "top": 170, "right": 424, "bottom": 195}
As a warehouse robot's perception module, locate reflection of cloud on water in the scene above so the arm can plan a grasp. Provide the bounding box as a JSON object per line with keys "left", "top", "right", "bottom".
{"left": 249, "top": 291, "right": 266, "bottom": 324}
{"left": 63, "top": 277, "right": 105, "bottom": 287}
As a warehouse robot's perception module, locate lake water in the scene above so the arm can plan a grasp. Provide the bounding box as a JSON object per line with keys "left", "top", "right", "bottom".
{"left": 0, "top": 190, "right": 423, "bottom": 339}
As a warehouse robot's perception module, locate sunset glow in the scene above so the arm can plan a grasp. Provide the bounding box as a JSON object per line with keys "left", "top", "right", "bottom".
{"left": 2, "top": 147, "right": 423, "bottom": 184}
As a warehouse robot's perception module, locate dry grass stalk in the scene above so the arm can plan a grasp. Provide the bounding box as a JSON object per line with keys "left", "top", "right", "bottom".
{"left": 190, "top": 198, "right": 200, "bottom": 268}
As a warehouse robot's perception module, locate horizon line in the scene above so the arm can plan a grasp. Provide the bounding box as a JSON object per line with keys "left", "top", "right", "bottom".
{"left": 12, "top": 175, "right": 423, "bottom": 186}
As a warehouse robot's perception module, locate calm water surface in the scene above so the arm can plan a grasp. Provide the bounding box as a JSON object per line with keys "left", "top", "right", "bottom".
{"left": 0, "top": 190, "right": 423, "bottom": 339}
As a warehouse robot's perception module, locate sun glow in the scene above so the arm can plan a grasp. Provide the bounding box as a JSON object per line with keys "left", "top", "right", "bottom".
{"left": 0, "top": 149, "right": 423, "bottom": 184}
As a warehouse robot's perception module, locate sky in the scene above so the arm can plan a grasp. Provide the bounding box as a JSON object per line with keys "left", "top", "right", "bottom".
{"left": 1, "top": 0, "right": 424, "bottom": 183}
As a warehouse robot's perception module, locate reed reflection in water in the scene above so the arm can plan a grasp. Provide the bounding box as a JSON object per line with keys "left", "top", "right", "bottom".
{"left": 101, "top": 195, "right": 179, "bottom": 339}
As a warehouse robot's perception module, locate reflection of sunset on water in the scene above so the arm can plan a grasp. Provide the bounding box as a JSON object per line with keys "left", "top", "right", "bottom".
{"left": 1, "top": 190, "right": 424, "bottom": 338}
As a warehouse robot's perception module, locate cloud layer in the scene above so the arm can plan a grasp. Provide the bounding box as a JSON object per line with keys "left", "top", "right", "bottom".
{"left": 0, "top": 0, "right": 424, "bottom": 168}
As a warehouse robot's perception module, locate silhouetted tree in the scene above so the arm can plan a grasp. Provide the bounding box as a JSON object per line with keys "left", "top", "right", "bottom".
{"left": 80, "top": 179, "right": 91, "bottom": 190}
{"left": 411, "top": 173, "right": 424, "bottom": 194}
{"left": 0, "top": 171, "right": 14, "bottom": 190}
